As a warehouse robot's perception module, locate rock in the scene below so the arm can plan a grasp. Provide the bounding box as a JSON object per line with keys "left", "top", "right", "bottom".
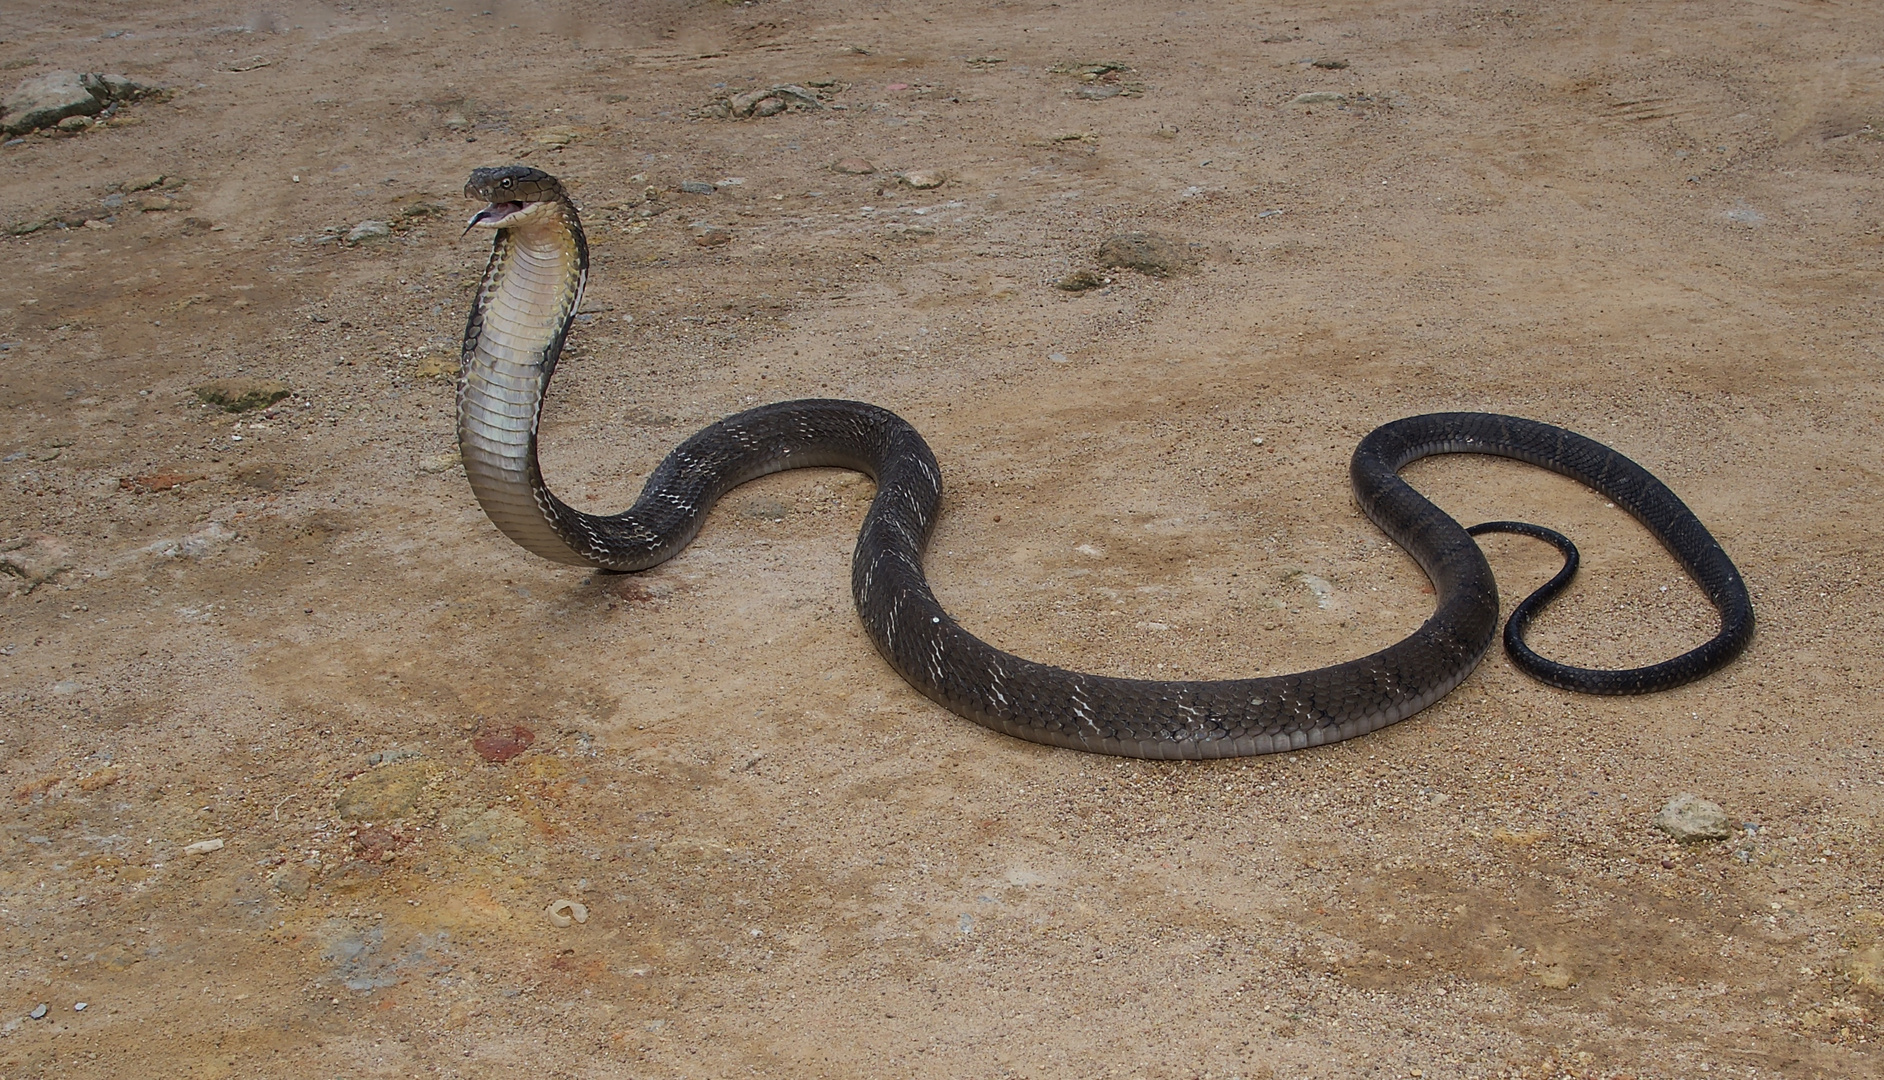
{"left": 2, "top": 71, "right": 163, "bottom": 135}
{"left": 1056, "top": 269, "right": 1110, "bottom": 292}
{"left": 3, "top": 72, "right": 99, "bottom": 135}
{"left": 444, "top": 806, "right": 531, "bottom": 858}
{"left": 181, "top": 838, "right": 224, "bottom": 855}
{"left": 742, "top": 497, "right": 791, "bottom": 521}
{"left": 1095, "top": 232, "right": 1196, "bottom": 277}
{"left": 131, "top": 191, "right": 180, "bottom": 212}
{"left": 1536, "top": 961, "right": 1573, "bottom": 989}
{"left": 80, "top": 73, "right": 161, "bottom": 103}
{"left": 345, "top": 219, "right": 391, "bottom": 244}
{"left": 729, "top": 89, "right": 773, "bottom": 117}
{"left": 270, "top": 866, "right": 310, "bottom": 899}
{"left": 900, "top": 169, "right": 946, "bottom": 189}
{"left": 472, "top": 724, "right": 535, "bottom": 763}
{"left": 688, "top": 222, "right": 733, "bottom": 246}
{"left": 135, "top": 521, "right": 234, "bottom": 561}
{"left": 1653, "top": 793, "right": 1732, "bottom": 843}
{"left": 120, "top": 470, "right": 202, "bottom": 493}
{"left": 413, "top": 353, "right": 456, "bottom": 380}
{"left": 56, "top": 115, "right": 90, "bottom": 133}
{"left": 418, "top": 451, "right": 461, "bottom": 474}
{"left": 1311, "top": 58, "right": 1349, "bottom": 69}
{"left": 678, "top": 180, "right": 717, "bottom": 195}
{"left": 234, "top": 463, "right": 287, "bottom": 491}
{"left": 175, "top": 522, "right": 235, "bottom": 559}
{"left": 768, "top": 83, "right": 821, "bottom": 107}
{"left": 729, "top": 84, "right": 822, "bottom": 117}
{"left": 335, "top": 761, "right": 429, "bottom": 821}
{"left": 195, "top": 377, "right": 291, "bottom": 412}
{"left": 1290, "top": 91, "right": 1347, "bottom": 105}
{"left": 29, "top": 1004, "right": 46, "bottom": 1021}
{"left": 833, "top": 157, "right": 875, "bottom": 175}
{"left": 316, "top": 921, "right": 398, "bottom": 990}
{"left": 1291, "top": 571, "right": 1336, "bottom": 609}
{"left": 1844, "top": 945, "right": 1884, "bottom": 993}
{"left": 0, "top": 534, "right": 71, "bottom": 591}
{"left": 533, "top": 125, "right": 583, "bottom": 148}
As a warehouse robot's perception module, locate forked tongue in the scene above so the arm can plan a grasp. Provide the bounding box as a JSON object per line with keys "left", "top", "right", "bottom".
{"left": 463, "top": 201, "right": 524, "bottom": 235}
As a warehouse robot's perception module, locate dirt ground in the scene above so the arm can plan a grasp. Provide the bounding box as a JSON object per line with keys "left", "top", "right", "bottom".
{"left": 2, "top": 0, "right": 1882, "bottom": 1076}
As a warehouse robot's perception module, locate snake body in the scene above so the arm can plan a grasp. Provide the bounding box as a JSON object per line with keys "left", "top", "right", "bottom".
{"left": 457, "top": 166, "right": 1754, "bottom": 759}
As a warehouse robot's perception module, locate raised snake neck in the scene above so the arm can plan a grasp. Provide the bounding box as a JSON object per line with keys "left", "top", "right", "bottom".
{"left": 456, "top": 166, "right": 1755, "bottom": 760}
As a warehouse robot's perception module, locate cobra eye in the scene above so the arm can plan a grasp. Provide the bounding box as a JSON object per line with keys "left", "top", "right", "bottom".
{"left": 501, "top": 177, "right": 513, "bottom": 189}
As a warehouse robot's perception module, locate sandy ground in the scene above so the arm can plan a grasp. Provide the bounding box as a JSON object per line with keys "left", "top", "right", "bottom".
{"left": 1, "top": 0, "right": 1882, "bottom": 1076}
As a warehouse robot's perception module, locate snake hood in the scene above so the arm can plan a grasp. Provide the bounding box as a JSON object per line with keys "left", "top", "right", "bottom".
{"left": 463, "top": 164, "right": 577, "bottom": 234}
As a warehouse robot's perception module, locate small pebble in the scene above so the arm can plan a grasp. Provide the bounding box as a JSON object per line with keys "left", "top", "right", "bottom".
{"left": 73, "top": 1002, "right": 87, "bottom": 1011}
{"left": 1055, "top": 270, "right": 1109, "bottom": 292}
{"left": 182, "top": 838, "right": 224, "bottom": 855}
{"left": 832, "top": 157, "right": 876, "bottom": 175}
{"left": 194, "top": 377, "right": 291, "bottom": 413}
{"left": 1095, "top": 232, "right": 1195, "bottom": 277}
{"left": 901, "top": 169, "right": 945, "bottom": 189}
{"left": 689, "top": 222, "right": 733, "bottom": 246}
{"left": 345, "top": 220, "right": 391, "bottom": 244}
{"left": 1653, "top": 793, "right": 1731, "bottom": 843}
{"left": 678, "top": 180, "right": 717, "bottom": 195}
{"left": 29, "top": 1004, "right": 47, "bottom": 1020}
{"left": 472, "top": 724, "right": 535, "bottom": 763}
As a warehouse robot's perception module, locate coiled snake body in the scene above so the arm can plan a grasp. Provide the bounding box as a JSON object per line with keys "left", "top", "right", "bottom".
{"left": 457, "top": 166, "right": 1754, "bottom": 759}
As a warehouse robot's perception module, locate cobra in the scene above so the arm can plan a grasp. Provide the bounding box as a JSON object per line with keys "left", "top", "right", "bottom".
{"left": 456, "top": 165, "right": 1754, "bottom": 760}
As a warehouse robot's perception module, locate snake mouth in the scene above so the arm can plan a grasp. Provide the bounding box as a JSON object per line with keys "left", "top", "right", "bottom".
{"left": 464, "top": 200, "right": 527, "bottom": 233}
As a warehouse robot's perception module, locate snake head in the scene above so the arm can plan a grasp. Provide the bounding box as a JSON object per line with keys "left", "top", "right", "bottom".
{"left": 463, "top": 166, "right": 567, "bottom": 234}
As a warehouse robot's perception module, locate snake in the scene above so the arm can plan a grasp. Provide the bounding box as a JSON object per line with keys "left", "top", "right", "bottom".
{"left": 456, "top": 165, "right": 1754, "bottom": 759}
